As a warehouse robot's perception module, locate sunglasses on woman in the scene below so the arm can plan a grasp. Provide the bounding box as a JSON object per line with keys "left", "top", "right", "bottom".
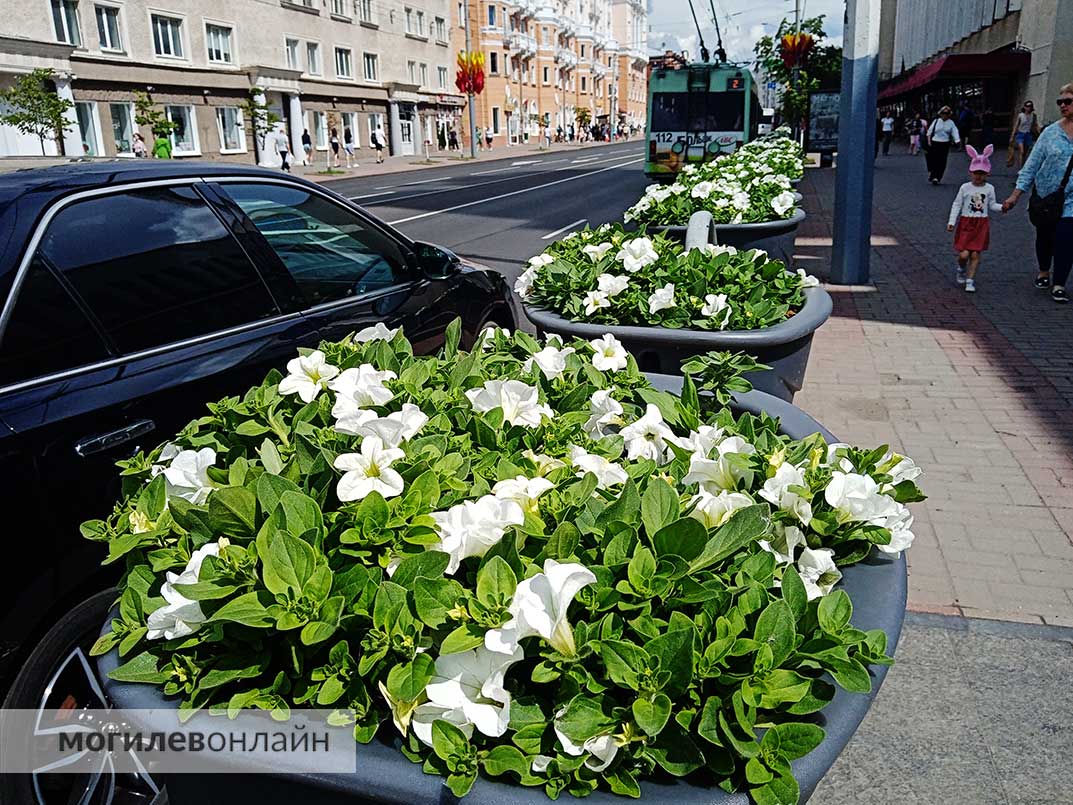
{"left": 1058, "top": 98, "right": 1073, "bottom": 107}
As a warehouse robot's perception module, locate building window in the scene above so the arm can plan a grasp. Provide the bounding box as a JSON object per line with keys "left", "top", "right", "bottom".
{"left": 313, "top": 110, "right": 328, "bottom": 148}
{"left": 434, "top": 16, "right": 446, "bottom": 41}
{"left": 215, "top": 107, "right": 245, "bottom": 152}
{"left": 363, "top": 52, "right": 378, "bottom": 81}
{"left": 366, "top": 112, "right": 384, "bottom": 145}
{"left": 285, "top": 38, "right": 300, "bottom": 69}
{"left": 74, "top": 101, "right": 100, "bottom": 155}
{"left": 416, "top": 10, "right": 425, "bottom": 35}
{"left": 109, "top": 102, "right": 134, "bottom": 152}
{"left": 94, "top": 5, "right": 121, "bottom": 51}
{"left": 437, "top": 65, "right": 448, "bottom": 89}
{"left": 151, "top": 14, "right": 183, "bottom": 58}
{"left": 205, "top": 24, "right": 233, "bottom": 64}
{"left": 404, "top": 7, "right": 413, "bottom": 32}
{"left": 407, "top": 60, "right": 416, "bottom": 83}
{"left": 489, "top": 51, "right": 498, "bottom": 74}
{"left": 580, "top": 44, "right": 585, "bottom": 58}
{"left": 357, "top": 0, "right": 372, "bottom": 22}
{"left": 51, "top": 0, "right": 82, "bottom": 46}
{"left": 487, "top": 5, "right": 495, "bottom": 26}
{"left": 165, "top": 105, "right": 198, "bottom": 154}
{"left": 306, "top": 42, "right": 321, "bottom": 74}
{"left": 334, "top": 47, "right": 353, "bottom": 79}
{"left": 491, "top": 107, "right": 500, "bottom": 135}
{"left": 581, "top": 76, "right": 586, "bottom": 92}
{"left": 342, "top": 111, "right": 359, "bottom": 146}
{"left": 543, "top": 65, "right": 549, "bottom": 84}
{"left": 420, "top": 63, "right": 428, "bottom": 86}
{"left": 330, "top": 0, "right": 346, "bottom": 15}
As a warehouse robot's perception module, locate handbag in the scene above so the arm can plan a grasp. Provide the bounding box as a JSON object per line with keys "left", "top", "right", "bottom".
{"left": 1028, "top": 153, "right": 1073, "bottom": 228}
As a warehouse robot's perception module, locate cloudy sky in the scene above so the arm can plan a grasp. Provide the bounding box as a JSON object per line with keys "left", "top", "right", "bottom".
{"left": 646, "top": 0, "right": 844, "bottom": 65}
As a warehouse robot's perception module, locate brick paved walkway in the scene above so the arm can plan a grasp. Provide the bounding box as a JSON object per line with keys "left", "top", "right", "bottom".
{"left": 795, "top": 149, "right": 1073, "bottom": 626}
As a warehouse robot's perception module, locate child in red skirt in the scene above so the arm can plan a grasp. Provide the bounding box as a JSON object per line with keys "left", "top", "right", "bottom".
{"left": 947, "top": 144, "right": 1004, "bottom": 292}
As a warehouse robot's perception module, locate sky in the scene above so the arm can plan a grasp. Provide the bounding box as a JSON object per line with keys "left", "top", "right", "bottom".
{"left": 646, "top": 0, "right": 844, "bottom": 66}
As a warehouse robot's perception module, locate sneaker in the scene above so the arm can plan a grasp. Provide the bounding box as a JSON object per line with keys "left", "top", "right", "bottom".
{"left": 956, "top": 266, "right": 967, "bottom": 285}
{"left": 1035, "top": 275, "right": 1051, "bottom": 289}
{"left": 1053, "top": 286, "right": 1069, "bottom": 303}
{"left": 964, "top": 279, "right": 976, "bottom": 293}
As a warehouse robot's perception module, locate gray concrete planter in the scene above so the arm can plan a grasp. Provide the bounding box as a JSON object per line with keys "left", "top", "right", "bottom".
{"left": 96, "top": 384, "right": 906, "bottom": 805}
{"left": 523, "top": 215, "right": 832, "bottom": 400}
{"left": 649, "top": 207, "right": 806, "bottom": 268}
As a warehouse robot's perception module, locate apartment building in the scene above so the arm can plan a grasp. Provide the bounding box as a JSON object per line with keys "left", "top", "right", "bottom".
{"left": 452, "top": 0, "right": 646, "bottom": 147}
{"left": 0, "top": 0, "right": 465, "bottom": 160}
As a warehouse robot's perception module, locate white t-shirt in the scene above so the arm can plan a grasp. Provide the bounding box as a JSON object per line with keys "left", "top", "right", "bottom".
{"left": 948, "top": 182, "right": 1002, "bottom": 227}
{"left": 928, "top": 118, "right": 961, "bottom": 143}
{"left": 881, "top": 116, "right": 894, "bottom": 132}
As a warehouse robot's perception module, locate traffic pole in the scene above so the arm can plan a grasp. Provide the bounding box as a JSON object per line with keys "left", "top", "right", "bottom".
{"left": 831, "top": 0, "right": 880, "bottom": 285}
{"left": 463, "top": 1, "right": 477, "bottom": 159}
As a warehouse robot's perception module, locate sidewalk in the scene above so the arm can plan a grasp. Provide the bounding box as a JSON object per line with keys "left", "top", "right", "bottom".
{"left": 794, "top": 149, "right": 1073, "bottom": 627}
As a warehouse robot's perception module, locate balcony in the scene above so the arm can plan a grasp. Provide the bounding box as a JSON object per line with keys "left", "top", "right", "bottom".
{"left": 592, "top": 62, "right": 608, "bottom": 79}
{"left": 555, "top": 47, "right": 578, "bottom": 68}
{"left": 506, "top": 32, "right": 538, "bottom": 57}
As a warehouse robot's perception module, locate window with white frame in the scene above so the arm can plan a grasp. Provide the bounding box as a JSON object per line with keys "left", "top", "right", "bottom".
{"left": 109, "top": 102, "right": 134, "bottom": 152}
{"left": 437, "top": 65, "right": 448, "bottom": 89}
{"left": 489, "top": 51, "right": 498, "bottom": 74}
{"left": 407, "top": 60, "right": 416, "bottom": 83}
{"left": 434, "top": 16, "right": 446, "bottom": 41}
{"left": 404, "top": 7, "right": 413, "bottom": 32}
{"left": 491, "top": 107, "right": 500, "bottom": 134}
{"left": 74, "top": 101, "right": 101, "bottom": 155}
{"left": 215, "top": 106, "right": 244, "bottom": 152}
{"left": 205, "top": 23, "right": 233, "bottom": 64}
{"left": 363, "top": 52, "right": 378, "bottom": 81}
{"left": 151, "top": 14, "right": 183, "bottom": 58}
{"left": 416, "top": 10, "right": 425, "bottom": 35}
{"left": 366, "top": 112, "right": 384, "bottom": 144}
{"left": 312, "top": 110, "right": 328, "bottom": 148}
{"left": 285, "top": 38, "right": 300, "bottom": 69}
{"left": 165, "top": 105, "right": 198, "bottom": 154}
{"left": 487, "top": 4, "right": 495, "bottom": 26}
{"left": 51, "top": 0, "right": 82, "bottom": 46}
{"left": 342, "top": 111, "right": 359, "bottom": 146}
{"left": 306, "top": 42, "right": 321, "bottom": 74}
{"left": 94, "top": 5, "right": 121, "bottom": 51}
{"left": 330, "top": 0, "right": 346, "bottom": 15}
{"left": 543, "top": 65, "right": 549, "bottom": 84}
{"left": 420, "top": 63, "right": 428, "bottom": 87}
{"left": 357, "top": 0, "right": 372, "bottom": 22}
{"left": 334, "top": 47, "right": 353, "bottom": 79}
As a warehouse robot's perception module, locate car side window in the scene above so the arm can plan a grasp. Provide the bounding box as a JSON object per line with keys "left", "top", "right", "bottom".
{"left": 0, "top": 258, "right": 111, "bottom": 387}
{"left": 221, "top": 183, "right": 412, "bottom": 307}
{"left": 35, "top": 186, "right": 278, "bottom": 355}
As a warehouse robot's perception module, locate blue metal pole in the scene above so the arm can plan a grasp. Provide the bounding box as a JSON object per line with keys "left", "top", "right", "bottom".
{"left": 831, "top": 0, "right": 881, "bottom": 285}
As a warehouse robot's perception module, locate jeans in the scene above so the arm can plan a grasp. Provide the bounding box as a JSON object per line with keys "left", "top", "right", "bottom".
{"left": 1036, "top": 217, "right": 1073, "bottom": 287}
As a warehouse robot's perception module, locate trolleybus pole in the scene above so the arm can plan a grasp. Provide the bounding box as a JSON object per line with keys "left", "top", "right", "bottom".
{"left": 463, "top": 1, "right": 478, "bottom": 160}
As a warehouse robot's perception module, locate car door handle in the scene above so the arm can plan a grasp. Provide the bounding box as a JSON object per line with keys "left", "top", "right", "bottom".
{"left": 74, "top": 419, "right": 156, "bottom": 458}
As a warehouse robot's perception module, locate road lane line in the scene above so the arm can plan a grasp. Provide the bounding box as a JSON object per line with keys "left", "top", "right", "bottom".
{"left": 471, "top": 166, "right": 519, "bottom": 175}
{"left": 511, "top": 160, "right": 540, "bottom": 166}
{"left": 399, "top": 176, "right": 452, "bottom": 186}
{"left": 387, "top": 157, "right": 644, "bottom": 225}
{"left": 571, "top": 156, "right": 601, "bottom": 164}
{"left": 349, "top": 191, "right": 396, "bottom": 200}
{"left": 542, "top": 219, "right": 588, "bottom": 240}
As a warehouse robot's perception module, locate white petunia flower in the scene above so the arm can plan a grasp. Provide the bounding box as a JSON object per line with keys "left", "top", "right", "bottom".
{"left": 493, "top": 475, "right": 556, "bottom": 515}
{"left": 329, "top": 364, "right": 397, "bottom": 408}
{"left": 673, "top": 425, "right": 724, "bottom": 457}
{"left": 528, "top": 253, "right": 555, "bottom": 269}
{"left": 524, "top": 345, "right": 576, "bottom": 381}
{"left": 582, "top": 289, "right": 612, "bottom": 315}
{"left": 339, "top": 402, "right": 428, "bottom": 447}
{"left": 759, "top": 462, "right": 813, "bottom": 525}
{"left": 701, "top": 293, "right": 732, "bottom": 328}
{"left": 759, "top": 523, "right": 806, "bottom": 565}
{"left": 159, "top": 448, "right": 217, "bottom": 505}
{"left": 514, "top": 266, "right": 539, "bottom": 299}
{"left": 553, "top": 713, "right": 619, "bottom": 772}
{"left": 689, "top": 490, "right": 754, "bottom": 529}
{"left": 583, "top": 242, "right": 615, "bottom": 262}
{"left": 879, "top": 452, "right": 922, "bottom": 486}
{"left": 353, "top": 322, "right": 400, "bottom": 343}
{"left": 796, "top": 268, "right": 820, "bottom": 288}
{"left": 596, "top": 273, "right": 630, "bottom": 297}
{"left": 431, "top": 495, "right": 525, "bottom": 574}
{"left": 797, "top": 547, "right": 843, "bottom": 600}
{"left": 568, "top": 445, "right": 628, "bottom": 489}
{"left": 824, "top": 472, "right": 900, "bottom": 525}
{"left": 703, "top": 243, "right": 739, "bottom": 258}
{"left": 524, "top": 449, "right": 568, "bottom": 476}
{"left": 620, "top": 403, "right": 676, "bottom": 463}
{"left": 334, "top": 436, "right": 406, "bottom": 502}
{"left": 583, "top": 389, "right": 624, "bottom": 439}
{"left": 682, "top": 436, "right": 757, "bottom": 493}
{"left": 771, "top": 190, "right": 796, "bottom": 217}
{"left": 877, "top": 504, "right": 916, "bottom": 557}
{"left": 647, "top": 282, "right": 676, "bottom": 315}
{"left": 615, "top": 237, "right": 660, "bottom": 273}
{"left": 278, "top": 350, "right": 340, "bottom": 403}
{"left": 477, "top": 327, "right": 512, "bottom": 350}
{"left": 465, "top": 380, "right": 553, "bottom": 428}
{"left": 589, "top": 334, "right": 629, "bottom": 372}
{"left": 691, "top": 180, "right": 715, "bottom": 198}
{"left": 146, "top": 541, "right": 223, "bottom": 640}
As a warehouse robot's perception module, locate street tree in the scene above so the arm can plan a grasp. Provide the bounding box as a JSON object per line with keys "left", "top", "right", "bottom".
{"left": 241, "top": 87, "right": 281, "bottom": 161}
{"left": 754, "top": 16, "right": 841, "bottom": 129}
{"left": 0, "top": 68, "right": 74, "bottom": 155}
{"left": 133, "top": 90, "right": 176, "bottom": 138}
{"left": 575, "top": 107, "right": 592, "bottom": 130}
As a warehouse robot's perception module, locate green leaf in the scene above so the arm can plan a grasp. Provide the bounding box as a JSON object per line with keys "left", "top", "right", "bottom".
{"left": 652, "top": 517, "right": 708, "bottom": 562}
{"left": 414, "top": 576, "right": 464, "bottom": 629}
{"left": 261, "top": 530, "right": 316, "bottom": 596}
{"left": 632, "top": 692, "right": 671, "bottom": 737}
{"left": 754, "top": 600, "right": 796, "bottom": 667}
{"left": 555, "top": 695, "right": 615, "bottom": 744}
{"left": 108, "top": 651, "right": 168, "bottom": 683}
{"left": 442, "top": 318, "right": 462, "bottom": 358}
{"left": 627, "top": 545, "right": 656, "bottom": 593}
{"left": 752, "top": 773, "right": 800, "bottom": 805}
{"left": 646, "top": 721, "right": 705, "bottom": 776}
{"left": 598, "top": 640, "right": 649, "bottom": 690}
{"left": 780, "top": 564, "right": 807, "bottom": 621}
{"left": 372, "top": 582, "right": 409, "bottom": 632}
{"left": 602, "top": 477, "right": 641, "bottom": 527}
{"left": 772, "top": 722, "right": 825, "bottom": 759}
{"left": 826, "top": 656, "right": 872, "bottom": 693}
{"left": 644, "top": 628, "right": 694, "bottom": 697}
{"left": 476, "top": 556, "right": 517, "bottom": 607}
{"left": 355, "top": 491, "right": 390, "bottom": 531}
{"left": 690, "top": 505, "right": 770, "bottom": 572}
{"left": 818, "top": 590, "right": 853, "bottom": 635}
{"left": 482, "top": 745, "right": 529, "bottom": 778}
{"left": 746, "top": 756, "right": 774, "bottom": 784}
{"left": 605, "top": 767, "right": 642, "bottom": 798}
{"left": 279, "top": 490, "right": 323, "bottom": 536}
{"left": 390, "top": 551, "right": 451, "bottom": 590}
{"left": 207, "top": 591, "right": 274, "bottom": 628}
{"left": 208, "top": 486, "right": 258, "bottom": 537}
{"left": 255, "top": 473, "right": 300, "bottom": 520}
{"left": 386, "top": 654, "right": 435, "bottom": 702}
{"left": 300, "top": 596, "right": 345, "bottom": 645}
{"left": 440, "top": 623, "right": 487, "bottom": 655}
{"left": 641, "top": 478, "right": 680, "bottom": 538}
{"left": 446, "top": 773, "right": 476, "bottom": 798}
{"left": 696, "top": 696, "right": 722, "bottom": 746}
{"left": 546, "top": 521, "right": 581, "bottom": 560}
{"left": 431, "top": 718, "right": 470, "bottom": 762}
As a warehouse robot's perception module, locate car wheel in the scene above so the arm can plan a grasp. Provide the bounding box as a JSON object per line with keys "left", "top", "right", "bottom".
{"left": 0, "top": 588, "right": 161, "bottom": 805}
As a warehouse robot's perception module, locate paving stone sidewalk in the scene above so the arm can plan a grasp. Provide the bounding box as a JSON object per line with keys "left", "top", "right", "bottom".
{"left": 794, "top": 150, "right": 1073, "bottom": 627}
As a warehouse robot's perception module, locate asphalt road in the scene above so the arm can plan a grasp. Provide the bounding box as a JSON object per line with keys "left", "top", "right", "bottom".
{"left": 323, "top": 142, "right": 652, "bottom": 313}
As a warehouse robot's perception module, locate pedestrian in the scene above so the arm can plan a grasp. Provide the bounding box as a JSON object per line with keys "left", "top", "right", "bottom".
{"left": 926, "top": 106, "right": 961, "bottom": 184}
{"left": 343, "top": 126, "right": 355, "bottom": 168}
{"left": 1003, "top": 83, "right": 1073, "bottom": 303}
{"left": 301, "top": 129, "right": 312, "bottom": 166}
{"left": 329, "top": 127, "right": 340, "bottom": 167}
{"left": 373, "top": 124, "right": 386, "bottom": 163}
{"left": 946, "top": 145, "right": 1003, "bottom": 293}
{"left": 881, "top": 109, "right": 895, "bottom": 155}
{"left": 151, "top": 132, "right": 171, "bottom": 159}
{"left": 874, "top": 113, "right": 882, "bottom": 160}
{"left": 1010, "top": 100, "right": 1039, "bottom": 170}
{"left": 132, "top": 131, "right": 147, "bottom": 158}
{"left": 485, "top": 125, "right": 493, "bottom": 151}
{"left": 274, "top": 126, "right": 292, "bottom": 172}
{"left": 982, "top": 107, "right": 996, "bottom": 148}
{"left": 542, "top": 123, "right": 551, "bottom": 148}
{"left": 448, "top": 127, "right": 459, "bottom": 152}
{"left": 556, "top": 125, "right": 563, "bottom": 143}
{"left": 956, "top": 102, "right": 975, "bottom": 149}
{"left": 475, "top": 125, "right": 483, "bottom": 151}
{"left": 908, "top": 113, "right": 922, "bottom": 155}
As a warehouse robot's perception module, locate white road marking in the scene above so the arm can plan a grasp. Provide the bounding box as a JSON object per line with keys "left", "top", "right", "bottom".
{"left": 388, "top": 157, "right": 644, "bottom": 225}
{"left": 571, "top": 156, "right": 601, "bottom": 164}
{"left": 511, "top": 160, "right": 540, "bottom": 166}
{"left": 471, "top": 166, "right": 519, "bottom": 175}
{"left": 542, "top": 219, "right": 588, "bottom": 240}
{"left": 349, "top": 191, "right": 396, "bottom": 200}
{"left": 399, "top": 176, "right": 452, "bottom": 186}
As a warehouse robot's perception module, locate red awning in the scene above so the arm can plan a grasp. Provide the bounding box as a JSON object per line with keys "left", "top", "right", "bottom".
{"left": 878, "top": 50, "right": 1030, "bottom": 100}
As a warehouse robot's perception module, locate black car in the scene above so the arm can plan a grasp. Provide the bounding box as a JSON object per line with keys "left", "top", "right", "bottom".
{"left": 0, "top": 162, "right": 514, "bottom": 759}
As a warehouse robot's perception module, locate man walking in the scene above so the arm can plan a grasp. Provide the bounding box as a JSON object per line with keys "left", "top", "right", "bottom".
{"left": 881, "top": 110, "right": 895, "bottom": 155}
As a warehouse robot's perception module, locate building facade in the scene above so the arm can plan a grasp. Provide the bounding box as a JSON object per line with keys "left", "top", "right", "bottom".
{"left": 878, "top": 0, "right": 1073, "bottom": 134}
{"left": 0, "top": 0, "right": 465, "bottom": 160}
{"left": 451, "top": 0, "right": 646, "bottom": 148}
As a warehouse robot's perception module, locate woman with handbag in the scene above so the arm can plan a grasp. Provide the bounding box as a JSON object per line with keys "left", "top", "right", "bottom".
{"left": 1004, "top": 84, "right": 1073, "bottom": 303}
{"left": 926, "top": 107, "right": 961, "bottom": 184}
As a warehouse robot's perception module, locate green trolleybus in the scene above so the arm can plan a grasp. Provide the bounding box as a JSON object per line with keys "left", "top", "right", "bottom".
{"left": 644, "top": 57, "right": 762, "bottom": 179}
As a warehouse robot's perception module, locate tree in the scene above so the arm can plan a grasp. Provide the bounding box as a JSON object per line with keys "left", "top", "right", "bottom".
{"left": 754, "top": 16, "right": 841, "bottom": 129}
{"left": 133, "top": 90, "right": 176, "bottom": 138}
{"left": 575, "top": 107, "right": 592, "bottom": 129}
{"left": 0, "top": 68, "right": 74, "bottom": 155}
{"left": 241, "top": 87, "right": 281, "bottom": 161}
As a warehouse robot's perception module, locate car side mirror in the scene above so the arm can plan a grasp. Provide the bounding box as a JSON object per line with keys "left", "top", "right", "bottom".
{"left": 413, "top": 241, "right": 460, "bottom": 280}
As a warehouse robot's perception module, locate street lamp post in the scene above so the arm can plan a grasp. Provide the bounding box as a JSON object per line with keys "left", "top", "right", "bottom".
{"left": 463, "top": 1, "right": 477, "bottom": 159}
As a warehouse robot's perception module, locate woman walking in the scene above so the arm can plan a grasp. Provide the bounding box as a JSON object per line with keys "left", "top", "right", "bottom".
{"left": 926, "top": 106, "right": 961, "bottom": 184}
{"left": 343, "top": 126, "right": 355, "bottom": 168}
{"left": 908, "top": 112, "right": 923, "bottom": 155}
{"left": 1003, "top": 83, "right": 1073, "bottom": 303}
{"left": 1010, "top": 101, "right": 1039, "bottom": 170}
{"left": 301, "top": 129, "right": 312, "bottom": 166}
{"left": 329, "top": 127, "right": 340, "bottom": 167}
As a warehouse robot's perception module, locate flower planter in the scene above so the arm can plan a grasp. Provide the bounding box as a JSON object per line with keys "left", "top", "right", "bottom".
{"left": 97, "top": 381, "right": 906, "bottom": 805}
{"left": 648, "top": 207, "right": 807, "bottom": 269}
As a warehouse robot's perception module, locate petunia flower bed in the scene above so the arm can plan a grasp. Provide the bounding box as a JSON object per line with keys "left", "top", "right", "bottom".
{"left": 625, "top": 135, "right": 805, "bottom": 228}
{"left": 85, "top": 322, "right": 922, "bottom": 804}
{"left": 516, "top": 224, "right": 818, "bottom": 331}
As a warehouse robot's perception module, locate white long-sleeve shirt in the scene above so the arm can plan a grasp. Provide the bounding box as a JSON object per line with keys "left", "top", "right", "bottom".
{"left": 948, "top": 182, "right": 1003, "bottom": 226}
{"left": 928, "top": 118, "right": 961, "bottom": 143}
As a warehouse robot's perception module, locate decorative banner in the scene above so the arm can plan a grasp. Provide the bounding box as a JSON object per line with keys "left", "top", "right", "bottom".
{"left": 780, "top": 32, "right": 815, "bottom": 69}
{"left": 455, "top": 51, "right": 486, "bottom": 95}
